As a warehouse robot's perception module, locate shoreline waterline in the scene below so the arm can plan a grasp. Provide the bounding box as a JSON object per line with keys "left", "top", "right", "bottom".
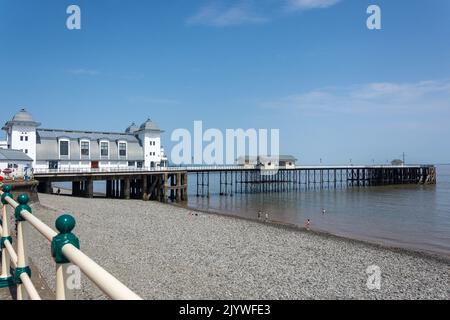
{"left": 175, "top": 202, "right": 450, "bottom": 262}
{"left": 50, "top": 165, "right": 450, "bottom": 257}
{"left": 51, "top": 184, "right": 450, "bottom": 259}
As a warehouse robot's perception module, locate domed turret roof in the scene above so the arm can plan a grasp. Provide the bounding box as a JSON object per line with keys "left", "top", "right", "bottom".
{"left": 125, "top": 122, "right": 139, "bottom": 134}
{"left": 13, "top": 108, "right": 35, "bottom": 122}
{"left": 139, "top": 118, "right": 161, "bottom": 131}
{"left": 3, "top": 108, "right": 41, "bottom": 129}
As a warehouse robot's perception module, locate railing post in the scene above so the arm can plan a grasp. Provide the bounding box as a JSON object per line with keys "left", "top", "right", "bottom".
{"left": 14, "top": 194, "right": 33, "bottom": 300}
{"left": 0, "top": 185, "right": 14, "bottom": 288}
{"left": 51, "top": 214, "right": 80, "bottom": 300}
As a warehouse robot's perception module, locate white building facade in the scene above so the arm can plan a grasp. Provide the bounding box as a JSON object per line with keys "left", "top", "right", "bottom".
{"left": 0, "top": 148, "right": 33, "bottom": 177}
{"left": 237, "top": 155, "right": 297, "bottom": 170}
{"left": 2, "top": 109, "right": 168, "bottom": 171}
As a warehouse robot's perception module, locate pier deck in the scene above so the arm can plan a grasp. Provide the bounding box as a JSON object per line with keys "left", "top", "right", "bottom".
{"left": 32, "top": 165, "right": 436, "bottom": 202}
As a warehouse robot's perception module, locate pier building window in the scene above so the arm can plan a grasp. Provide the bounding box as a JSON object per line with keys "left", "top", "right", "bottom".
{"left": 128, "top": 161, "right": 135, "bottom": 167}
{"left": 59, "top": 140, "right": 69, "bottom": 157}
{"left": 119, "top": 142, "right": 127, "bottom": 157}
{"left": 100, "top": 141, "right": 109, "bottom": 157}
{"left": 49, "top": 161, "right": 58, "bottom": 169}
{"left": 80, "top": 140, "right": 90, "bottom": 157}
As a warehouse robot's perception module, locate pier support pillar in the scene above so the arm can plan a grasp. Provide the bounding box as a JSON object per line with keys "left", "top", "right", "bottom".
{"left": 124, "top": 178, "right": 130, "bottom": 200}
{"left": 182, "top": 173, "right": 188, "bottom": 201}
{"left": 156, "top": 175, "right": 162, "bottom": 201}
{"left": 38, "top": 180, "right": 52, "bottom": 194}
{"left": 119, "top": 180, "right": 125, "bottom": 199}
{"left": 163, "top": 173, "right": 169, "bottom": 203}
{"left": 106, "top": 180, "right": 112, "bottom": 198}
{"left": 142, "top": 175, "right": 148, "bottom": 201}
{"left": 176, "top": 173, "right": 181, "bottom": 201}
{"left": 72, "top": 181, "right": 81, "bottom": 197}
{"left": 86, "top": 179, "right": 94, "bottom": 198}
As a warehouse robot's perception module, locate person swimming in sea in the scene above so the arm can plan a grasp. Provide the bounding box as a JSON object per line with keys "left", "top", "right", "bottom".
{"left": 305, "top": 219, "right": 311, "bottom": 230}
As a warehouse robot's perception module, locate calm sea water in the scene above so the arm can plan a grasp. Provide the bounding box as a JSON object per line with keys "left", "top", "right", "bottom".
{"left": 187, "top": 165, "right": 450, "bottom": 256}
{"left": 53, "top": 165, "right": 450, "bottom": 256}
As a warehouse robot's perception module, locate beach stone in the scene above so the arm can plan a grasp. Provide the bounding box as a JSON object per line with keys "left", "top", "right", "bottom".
{"left": 25, "top": 193, "right": 450, "bottom": 300}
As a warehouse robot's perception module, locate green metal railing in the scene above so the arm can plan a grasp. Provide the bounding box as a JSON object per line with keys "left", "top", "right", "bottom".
{"left": 0, "top": 184, "right": 142, "bottom": 300}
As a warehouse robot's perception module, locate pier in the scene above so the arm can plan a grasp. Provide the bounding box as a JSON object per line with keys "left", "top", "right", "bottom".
{"left": 33, "top": 165, "right": 437, "bottom": 202}
{"left": 34, "top": 168, "right": 188, "bottom": 202}
{"left": 191, "top": 165, "right": 436, "bottom": 197}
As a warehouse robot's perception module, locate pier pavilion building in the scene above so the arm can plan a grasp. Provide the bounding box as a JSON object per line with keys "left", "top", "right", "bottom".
{"left": 2, "top": 109, "right": 168, "bottom": 171}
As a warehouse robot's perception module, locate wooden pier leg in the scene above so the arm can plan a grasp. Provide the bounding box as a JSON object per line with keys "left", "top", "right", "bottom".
{"left": 86, "top": 179, "right": 94, "bottom": 198}
{"left": 41, "top": 179, "right": 52, "bottom": 194}
{"left": 183, "top": 173, "right": 188, "bottom": 201}
{"left": 124, "top": 178, "right": 131, "bottom": 200}
{"left": 176, "top": 173, "right": 181, "bottom": 201}
{"left": 119, "top": 179, "right": 124, "bottom": 199}
{"left": 196, "top": 172, "right": 199, "bottom": 197}
{"left": 106, "top": 180, "right": 112, "bottom": 198}
{"left": 142, "top": 175, "right": 148, "bottom": 201}
{"left": 110, "top": 180, "right": 114, "bottom": 198}
{"left": 220, "top": 171, "right": 223, "bottom": 195}
{"left": 207, "top": 172, "right": 210, "bottom": 198}
{"left": 164, "top": 173, "right": 169, "bottom": 202}
{"left": 72, "top": 181, "right": 80, "bottom": 197}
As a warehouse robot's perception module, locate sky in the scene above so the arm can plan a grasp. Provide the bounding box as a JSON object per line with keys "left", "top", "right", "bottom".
{"left": 0, "top": 0, "right": 449, "bottom": 165}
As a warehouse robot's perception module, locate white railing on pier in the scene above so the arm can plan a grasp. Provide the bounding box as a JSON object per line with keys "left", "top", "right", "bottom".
{"left": 32, "top": 164, "right": 432, "bottom": 176}
{"left": 33, "top": 165, "right": 245, "bottom": 175}
{"left": 0, "top": 185, "right": 142, "bottom": 300}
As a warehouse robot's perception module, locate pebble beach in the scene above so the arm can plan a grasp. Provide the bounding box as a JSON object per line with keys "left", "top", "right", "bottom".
{"left": 26, "top": 194, "right": 450, "bottom": 300}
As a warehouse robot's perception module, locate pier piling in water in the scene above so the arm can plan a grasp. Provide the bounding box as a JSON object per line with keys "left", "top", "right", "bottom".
{"left": 193, "top": 165, "right": 437, "bottom": 196}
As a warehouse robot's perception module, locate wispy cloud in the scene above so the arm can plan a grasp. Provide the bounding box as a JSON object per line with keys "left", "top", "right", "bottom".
{"left": 67, "top": 68, "right": 100, "bottom": 76}
{"left": 187, "top": 0, "right": 341, "bottom": 27}
{"left": 286, "top": 0, "right": 341, "bottom": 11}
{"left": 128, "top": 96, "right": 180, "bottom": 106}
{"left": 187, "top": 2, "right": 268, "bottom": 27}
{"left": 262, "top": 79, "right": 450, "bottom": 116}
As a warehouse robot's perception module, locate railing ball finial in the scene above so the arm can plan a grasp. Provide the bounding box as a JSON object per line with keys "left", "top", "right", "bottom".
{"left": 15, "top": 194, "right": 32, "bottom": 222}
{"left": 55, "top": 214, "right": 76, "bottom": 234}
{"left": 1, "top": 185, "right": 13, "bottom": 205}
{"left": 17, "top": 194, "right": 30, "bottom": 205}
{"left": 52, "top": 214, "right": 80, "bottom": 264}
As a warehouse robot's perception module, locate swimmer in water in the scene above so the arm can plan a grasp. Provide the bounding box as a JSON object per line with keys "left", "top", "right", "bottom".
{"left": 305, "top": 219, "right": 311, "bottom": 230}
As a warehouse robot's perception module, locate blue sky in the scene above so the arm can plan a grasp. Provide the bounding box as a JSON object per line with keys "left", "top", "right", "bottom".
{"left": 0, "top": 0, "right": 449, "bottom": 164}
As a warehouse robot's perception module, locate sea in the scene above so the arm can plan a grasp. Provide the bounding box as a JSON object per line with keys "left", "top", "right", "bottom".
{"left": 54, "top": 165, "right": 450, "bottom": 257}
{"left": 187, "top": 165, "right": 450, "bottom": 257}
